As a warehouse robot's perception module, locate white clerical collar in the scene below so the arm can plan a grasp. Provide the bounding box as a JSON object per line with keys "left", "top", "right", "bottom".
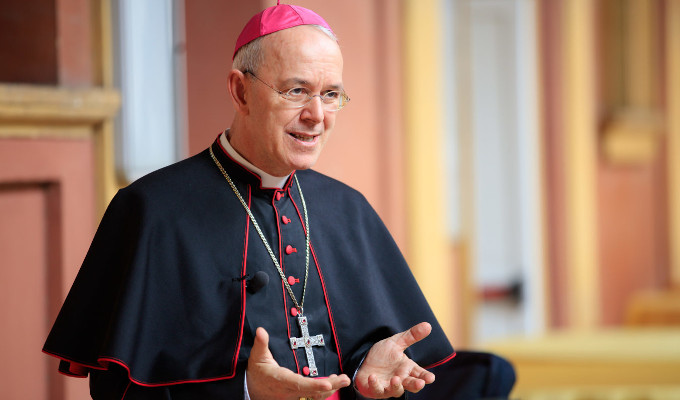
{"left": 219, "top": 130, "right": 290, "bottom": 189}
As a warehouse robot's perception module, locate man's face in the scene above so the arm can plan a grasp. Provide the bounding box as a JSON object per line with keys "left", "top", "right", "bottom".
{"left": 238, "top": 26, "right": 344, "bottom": 177}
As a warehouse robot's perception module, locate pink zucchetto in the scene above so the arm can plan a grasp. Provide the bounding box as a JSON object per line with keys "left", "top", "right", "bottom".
{"left": 233, "top": 2, "right": 333, "bottom": 59}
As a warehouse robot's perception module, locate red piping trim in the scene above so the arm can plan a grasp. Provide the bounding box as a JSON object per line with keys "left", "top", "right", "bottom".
{"left": 310, "top": 243, "right": 344, "bottom": 373}
{"left": 96, "top": 357, "right": 238, "bottom": 387}
{"left": 43, "top": 178, "right": 253, "bottom": 386}
{"left": 214, "top": 134, "right": 295, "bottom": 191}
{"left": 231, "top": 186, "right": 251, "bottom": 372}
{"left": 312, "top": 246, "right": 344, "bottom": 372}
{"left": 42, "top": 349, "right": 107, "bottom": 373}
{"left": 290, "top": 190, "right": 344, "bottom": 373}
{"left": 57, "top": 371, "right": 88, "bottom": 378}
{"left": 215, "top": 136, "right": 261, "bottom": 185}
{"left": 273, "top": 193, "right": 301, "bottom": 374}
{"left": 423, "top": 351, "right": 457, "bottom": 369}
{"left": 43, "top": 349, "right": 241, "bottom": 386}
{"left": 121, "top": 381, "right": 132, "bottom": 399}
{"left": 282, "top": 285, "right": 301, "bottom": 374}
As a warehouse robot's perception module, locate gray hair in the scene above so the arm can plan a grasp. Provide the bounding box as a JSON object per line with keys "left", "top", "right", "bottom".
{"left": 232, "top": 25, "right": 337, "bottom": 74}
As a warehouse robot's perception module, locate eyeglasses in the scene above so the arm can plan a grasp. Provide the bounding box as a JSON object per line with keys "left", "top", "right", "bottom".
{"left": 245, "top": 70, "right": 350, "bottom": 111}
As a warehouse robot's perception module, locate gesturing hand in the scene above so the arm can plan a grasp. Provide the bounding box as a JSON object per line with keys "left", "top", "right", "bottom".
{"left": 247, "top": 327, "right": 351, "bottom": 400}
{"left": 354, "top": 322, "right": 435, "bottom": 399}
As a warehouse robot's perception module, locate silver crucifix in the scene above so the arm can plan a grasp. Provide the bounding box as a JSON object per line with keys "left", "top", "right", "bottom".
{"left": 289, "top": 315, "right": 325, "bottom": 376}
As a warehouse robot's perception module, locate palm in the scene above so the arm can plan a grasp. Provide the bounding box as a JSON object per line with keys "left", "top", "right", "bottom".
{"left": 247, "top": 327, "right": 350, "bottom": 400}
{"left": 354, "top": 322, "right": 436, "bottom": 399}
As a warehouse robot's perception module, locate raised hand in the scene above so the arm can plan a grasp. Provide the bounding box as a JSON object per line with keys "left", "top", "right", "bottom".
{"left": 246, "top": 327, "right": 351, "bottom": 400}
{"left": 354, "top": 322, "right": 435, "bottom": 399}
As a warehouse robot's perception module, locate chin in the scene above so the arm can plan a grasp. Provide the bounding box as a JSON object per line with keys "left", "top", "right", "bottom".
{"left": 290, "top": 163, "right": 315, "bottom": 172}
{"left": 290, "top": 159, "right": 320, "bottom": 172}
{"left": 287, "top": 152, "right": 323, "bottom": 172}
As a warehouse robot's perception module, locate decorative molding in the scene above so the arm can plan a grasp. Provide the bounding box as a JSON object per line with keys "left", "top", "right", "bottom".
{"left": 668, "top": 0, "right": 680, "bottom": 287}
{"left": 0, "top": 83, "right": 121, "bottom": 217}
{"left": 0, "top": 84, "right": 120, "bottom": 131}
{"left": 601, "top": 108, "right": 664, "bottom": 165}
{"left": 0, "top": 124, "right": 93, "bottom": 140}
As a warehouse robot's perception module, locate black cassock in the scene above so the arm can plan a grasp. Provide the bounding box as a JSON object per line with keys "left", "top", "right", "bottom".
{"left": 43, "top": 137, "right": 456, "bottom": 399}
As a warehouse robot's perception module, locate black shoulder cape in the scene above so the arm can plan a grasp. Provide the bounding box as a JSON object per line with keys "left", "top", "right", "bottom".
{"left": 43, "top": 139, "right": 455, "bottom": 387}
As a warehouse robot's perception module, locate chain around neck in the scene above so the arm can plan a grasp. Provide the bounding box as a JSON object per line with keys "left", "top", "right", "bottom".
{"left": 209, "top": 145, "right": 311, "bottom": 313}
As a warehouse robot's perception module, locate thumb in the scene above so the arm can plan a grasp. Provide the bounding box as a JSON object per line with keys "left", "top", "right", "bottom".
{"left": 394, "top": 322, "right": 432, "bottom": 351}
{"left": 250, "top": 327, "right": 275, "bottom": 364}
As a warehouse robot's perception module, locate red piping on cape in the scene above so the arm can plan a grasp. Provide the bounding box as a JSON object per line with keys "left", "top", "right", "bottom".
{"left": 41, "top": 144, "right": 256, "bottom": 387}
{"left": 232, "top": 184, "right": 251, "bottom": 373}
{"left": 99, "top": 357, "right": 239, "bottom": 387}
{"left": 290, "top": 189, "right": 345, "bottom": 373}
{"left": 289, "top": 183, "right": 456, "bottom": 373}
{"left": 215, "top": 133, "right": 295, "bottom": 192}
{"left": 45, "top": 140, "right": 454, "bottom": 387}
{"left": 218, "top": 135, "right": 310, "bottom": 375}
{"left": 273, "top": 187, "right": 302, "bottom": 374}
{"left": 42, "top": 349, "right": 104, "bottom": 378}
{"left": 121, "top": 381, "right": 132, "bottom": 399}
{"left": 42, "top": 350, "right": 245, "bottom": 387}
{"left": 424, "top": 351, "right": 457, "bottom": 369}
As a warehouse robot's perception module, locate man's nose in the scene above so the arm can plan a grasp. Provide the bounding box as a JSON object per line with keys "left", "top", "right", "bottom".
{"left": 300, "top": 96, "right": 325, "bottom": 123}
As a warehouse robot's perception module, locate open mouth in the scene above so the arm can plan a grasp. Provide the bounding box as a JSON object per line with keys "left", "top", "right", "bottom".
{"left": 288, "top": 132, "right": 318, "bottom": 143}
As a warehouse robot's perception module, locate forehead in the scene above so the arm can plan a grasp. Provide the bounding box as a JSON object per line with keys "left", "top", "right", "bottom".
{"left": 259, "top": 26, "right": 343, "bottom": 82}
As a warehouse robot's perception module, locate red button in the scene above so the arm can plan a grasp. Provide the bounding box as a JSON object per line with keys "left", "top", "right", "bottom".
{"left": 302, "top": 366, "right": 310, "bottom": 376}
{"left": 291, "top": 307, "right": 298, "bottom": 317}
{"left": 276, "top": 192, "right": 284, "bottom": 201}
{"left": 287, "top": 276, "right": 299, "bottom": 285}
{"left": 285, "top": 245, "right": 297, "bottom": 255}
{"left": 282, "top": 216, "right": 292, "bottom": 224}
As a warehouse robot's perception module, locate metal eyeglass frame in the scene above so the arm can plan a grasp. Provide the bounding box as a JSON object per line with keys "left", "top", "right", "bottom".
{"left": 244, "top": 70, "right": 350, "bottom": 111}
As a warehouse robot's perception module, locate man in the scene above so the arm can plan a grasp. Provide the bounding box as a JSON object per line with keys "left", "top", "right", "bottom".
{"left": 43, "top": 4, "right": 456, "bottom": 399}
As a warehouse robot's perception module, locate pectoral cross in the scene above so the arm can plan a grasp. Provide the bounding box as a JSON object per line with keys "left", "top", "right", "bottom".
{"left": 289, "top": 315, "right": 325, "bottom": 377}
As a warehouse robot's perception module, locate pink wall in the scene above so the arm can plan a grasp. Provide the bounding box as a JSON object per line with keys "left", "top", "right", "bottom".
{"left": 56, "top": 0, "right": 93, "bottom": 86}
{"left": 184, "top": 0, "right": 261, "bottom": 155}
{"left": 0, "top": 139, "right": 95, "bottom": 400}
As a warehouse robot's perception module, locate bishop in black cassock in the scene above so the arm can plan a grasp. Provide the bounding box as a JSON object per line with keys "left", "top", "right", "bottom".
{"left": 44, "top": 133, "right": 455, "bottom": 399}
{"left": 43, "top": 3, "right": 461, "bottom": 400}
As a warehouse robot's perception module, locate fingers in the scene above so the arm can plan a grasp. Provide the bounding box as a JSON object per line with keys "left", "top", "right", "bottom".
{"left": 389, "top": 376, "right": 405, "bottom": 396}
{"left": 402, "top": 376, "right": 428, "bottom": 393}
{"left": 362, "top": 374, "right": 406, "bottom": 398}
{"left": 410, "top": 364, "right": 435, "bottom": 384}
{"left": 293, "top": 373, "right": 351, "bottom": 392}
{"left": 309, "top": 374, "right": 351, "bottom": 391}
{"left": 363, "top": 375, "right": 432, "bottom": 397}
{"left": 359, "top": 356, "right": 435, "bottom": 397}
{"left": 247, "top": 329, "right": 350, "bottom": 400}
{"left": 401, "top": 367, "right": 435, "bottom": 393}
{"left": 368, "top": 374, "right": 385, "bottom": 396}
{"left": 393, "top": 322, "right": 432, "bottom": 351}
{"left": 326, "top": 373, "right": 352, "bottom": 389}
{"left": 295, "top": 374, "right": 351, "bottom": 399}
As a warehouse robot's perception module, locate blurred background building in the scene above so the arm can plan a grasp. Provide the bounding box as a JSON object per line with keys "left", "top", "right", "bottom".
{"left": 1, "top": 0, "right": 679, "bottom": 398}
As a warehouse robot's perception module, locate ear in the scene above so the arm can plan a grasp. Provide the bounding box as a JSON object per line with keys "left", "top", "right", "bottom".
{"left": 227, "top": 69, "right": 249, "bottom": 115}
